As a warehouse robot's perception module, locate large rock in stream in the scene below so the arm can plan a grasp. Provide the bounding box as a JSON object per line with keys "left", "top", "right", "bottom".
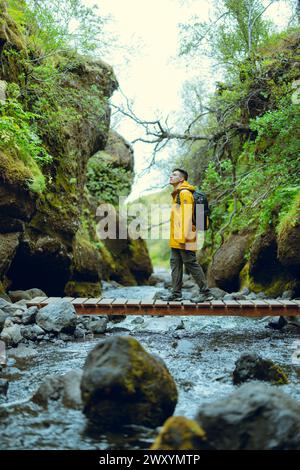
{"left": 81, "top": 336, "right": 178, "bottom": 428}
{"left": 196, "top": 382, "right": 300, "bottom": 449}
{"left": 233, "top": 354, "right": 288, "bottom": 385}
{"left": 36, "top": 299, "right": 76, "bottom": 334}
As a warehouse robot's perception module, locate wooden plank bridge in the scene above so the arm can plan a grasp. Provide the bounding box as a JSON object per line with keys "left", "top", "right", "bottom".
{"left": 25, "top": 297, "right": 300, "bottom": 317}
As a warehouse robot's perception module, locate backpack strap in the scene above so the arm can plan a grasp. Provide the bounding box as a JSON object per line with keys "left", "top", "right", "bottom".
{"left": 175, "top": 188, "right": 192, "bottom": 205}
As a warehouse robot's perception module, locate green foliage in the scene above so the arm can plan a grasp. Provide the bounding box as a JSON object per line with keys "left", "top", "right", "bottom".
{"left": 7, "top": 0, "right": 111, "bottom": 55}
{"left": 0, "top": 83, "right": 53, "bottom": 192}
{"left": 179, "top": 0, "right": 277, "bottom": 76}
{"left": 277, "top": 190, "right": 300, "bottom": 236}
{"left": 86, "top": 156, "right": 132, "bottom": 206}
{"left": 0, "top": 83, "right": 52, "bottom": 164}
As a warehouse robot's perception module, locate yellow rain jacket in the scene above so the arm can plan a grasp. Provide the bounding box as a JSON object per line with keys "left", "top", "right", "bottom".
{"left": 169, "top": 181, "right": 197, "bottom": 251}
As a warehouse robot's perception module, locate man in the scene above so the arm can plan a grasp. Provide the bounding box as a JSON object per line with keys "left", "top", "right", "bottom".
{"left": 162, "top": 168, "right": 214, "bottom": 302}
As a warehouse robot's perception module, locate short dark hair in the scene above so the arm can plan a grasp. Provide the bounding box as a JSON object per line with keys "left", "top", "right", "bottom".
{"left": 173, "top": 168, "right": 188, "bottom": 180}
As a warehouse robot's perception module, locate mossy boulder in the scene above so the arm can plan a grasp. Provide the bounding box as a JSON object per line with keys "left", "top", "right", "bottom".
{"left": 242, "top": 227, "right": 299, "bottom": 296}
{"left": 277, "top": 196, "right": 300, "bottom": 277}
{"left": 150, "top": 416, "right": 208, "bottom": 450}
{"left": 104, "top": 236, "right": 153, "bottom": 285}
{"left": 207, "top": 229, "right": 254, "bottom": 292}
{"left": 70, "top": 230, "right": 102, "bottom": 283}
{"left": 128, "top": 238, "right": 153, "bottom": 283}
{"left": 81, "top": 336, "right": 178, "bottom": 428}
{"left": 196, "top": 382, "right": 300, "bottom": 449}
{"left": 233, "top": 354, "right": 288, "bottom": 385}
{"left": 239, "top": 261, "right": 297, "bottom": 297}
{"left": 64, "top": 281, "right": 101, "bottom": 298}
{"left": 0, "top": 151, "right": 37, "bottom": 222}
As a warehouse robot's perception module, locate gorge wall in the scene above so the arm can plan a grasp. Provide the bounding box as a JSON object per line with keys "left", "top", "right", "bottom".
{"left": 0, "top": 1, "right": 153, "bottom": 297}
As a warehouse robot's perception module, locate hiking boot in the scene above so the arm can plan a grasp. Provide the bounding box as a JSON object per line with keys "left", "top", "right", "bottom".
{"left": 192, "top": 289, "right": 214, "bottom": 302}
{"left": 158, "top": 293, "right": 183, "bottom": 302}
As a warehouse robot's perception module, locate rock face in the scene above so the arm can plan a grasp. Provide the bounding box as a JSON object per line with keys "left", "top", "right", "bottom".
{"left": 196, "top": 383, "right": 300, "bottom": 449}
{"left": 245, "top": 228, "right": 298, "bottom": 297}
{"left": 207, "top": 230, "right": 253, "bottom": 292}
{"left": 36, "top": 300, "right": 77, "bottom": 334}
{"left": 277, "top": 219, "right": 300, "bottom": 276}
{"left": 103, "top": 237, "right": 153, "bottom": 286}
{"left": 0, "top": 3, "right": 153, "bottom": 298}
{"left": 81, "top": 336, "right": 178, "bottom": 428}
{"left": 232, "top": 354, "right": 288, "bottom": 385}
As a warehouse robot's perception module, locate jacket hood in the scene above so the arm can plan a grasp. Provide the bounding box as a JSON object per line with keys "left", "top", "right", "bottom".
{"left": 172, "top": 180, "right": 196, "bottom": 197}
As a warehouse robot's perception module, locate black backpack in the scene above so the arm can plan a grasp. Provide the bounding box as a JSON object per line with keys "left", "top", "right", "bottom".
{"left": 176, "top": 188, "right": 211, "bottom": 231}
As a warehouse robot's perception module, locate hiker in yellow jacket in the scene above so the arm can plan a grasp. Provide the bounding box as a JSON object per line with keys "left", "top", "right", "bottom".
{"left": 162, "top": 168, "right": 214, "bottom": 302}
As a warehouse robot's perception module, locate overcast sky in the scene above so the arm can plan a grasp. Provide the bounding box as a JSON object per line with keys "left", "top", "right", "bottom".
{"left": 84, "top": 0, "right": 292, "bottom": 201}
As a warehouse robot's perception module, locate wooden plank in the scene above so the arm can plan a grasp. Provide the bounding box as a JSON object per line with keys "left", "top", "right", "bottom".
{"left": 126, "top": 299, "right": 141, "bottom": 308}
{"left": 236, "top": 300, "right": 256, "bottom": 308}
{"left": 196, "top": 302, "right": 212, "bottom": 308}
{"left": 97, "top": 298, "right": 114, "bottom": 307}
{"left": 210, "top": 300, "right": 225, "bottom": 308}
{"left": 265, "top": 299, "right": 287, "bottom": 308}
{"left": 71, "top": 298, "right": 89, "bottom": 306}
{"left": 154, "top": 300, "right": 169, "bottom": 308}
{"left": 223, "top": 300, "right": 241, "bottom": 308}
{"left": 252, "top": 300, "right": 270, "bottom": 308}
{"left": 111, "top": 298, "right": 128, "bottom": 307}
{"left": 168, "top": 301, "right": 183, "bottom": 308}
{"left": 140, "top": 299, "right": 155, "bottom": 307}
{"left": 182, "top": 300, "right": 197, "bottom": 311}
{"left": 63, "top": 297, "right": 75, "bottom": 302}
{"left": 279, "top": 300, "right": 299, "bottom": 308}
{"left": 83, "top": 298, "right": 102, "bottom": 305}
{"left": 39, "top": 298, "right": 51, "bottom": 306}
{"left": 26, "top": 296, "right": 48, "bottom": 305}
{"left": 44, "top": 297, "right": 61, "bottom": 303}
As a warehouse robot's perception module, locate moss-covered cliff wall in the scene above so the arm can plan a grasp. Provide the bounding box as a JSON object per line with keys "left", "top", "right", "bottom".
{"left": 0, "top": 1, "right": 152, "bottom": 296}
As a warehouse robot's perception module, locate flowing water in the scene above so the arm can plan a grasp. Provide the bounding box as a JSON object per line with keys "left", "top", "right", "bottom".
{"left": 1, "top": 274, "right": 300, "bottom": 450}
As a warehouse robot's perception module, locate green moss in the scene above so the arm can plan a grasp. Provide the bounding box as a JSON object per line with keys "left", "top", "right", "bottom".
{"left": 86, "top": 154, "right": 132, "bottom": 205}
{"left": 64, "top": 280, "right": 101, "bottom": 297}
{"left": 277, "top": 192, "right": 300, "bottom": 241}
{"left": 0, "top": 149, "right": 32, "bottom": 187}
{"left": 269, "top": 364, "right": 289, "bottom": 385}
{"left": 150, "top": 416, "right": 207, "bottom": 450}
{"left": 0, "top": 276, "right": 11, "bottom": 294}
{"left": 125, "top": 337, "right": 177, "bottom": 405}
{"left": 239, "top": 261, "right": 297, "bottom": 297}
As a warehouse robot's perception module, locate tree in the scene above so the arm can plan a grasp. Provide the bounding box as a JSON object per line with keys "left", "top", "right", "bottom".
{"left": 296, "top": 0, "right": 300, "bottom": 22}
{"left": 7, "top": 0, "right": 113, "bottom": 55}
{"left": 179, "top": 0, "right": 279, "bottom": 73}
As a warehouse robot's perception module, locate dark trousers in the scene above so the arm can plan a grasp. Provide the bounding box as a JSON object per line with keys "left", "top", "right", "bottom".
{"left": 170, "top": 248, "right": 208, "bottom": 295}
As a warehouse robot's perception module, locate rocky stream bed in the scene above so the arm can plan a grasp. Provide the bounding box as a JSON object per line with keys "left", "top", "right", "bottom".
{"left": 1, "top": 270, "right": 300, "bottom": 450}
